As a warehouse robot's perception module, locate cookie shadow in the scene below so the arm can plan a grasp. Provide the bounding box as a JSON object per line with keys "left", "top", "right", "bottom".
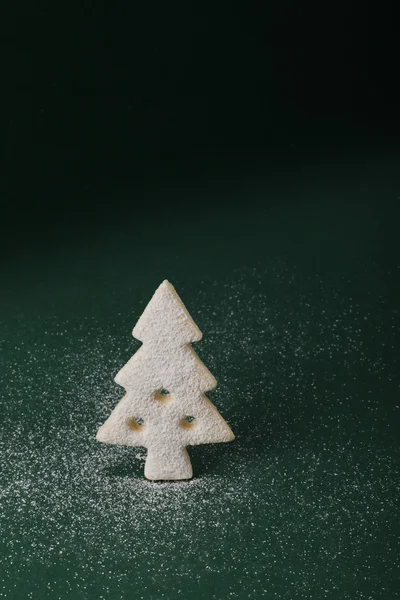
{"left": 190, "top": 389, "right": 299, "bottom": 477}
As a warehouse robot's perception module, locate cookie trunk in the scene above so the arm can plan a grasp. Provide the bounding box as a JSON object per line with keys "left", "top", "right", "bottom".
{"left": 144, "top": 446, "right": 193, "bottom": 481}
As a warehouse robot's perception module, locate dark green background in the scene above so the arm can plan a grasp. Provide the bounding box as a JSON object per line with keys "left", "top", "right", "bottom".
{"left": 1, "top": 1, "right": 400, "bottom": 599}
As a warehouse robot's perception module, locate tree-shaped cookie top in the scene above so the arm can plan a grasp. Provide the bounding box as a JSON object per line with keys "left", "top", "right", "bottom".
{"left": 133, "top": 280, "right": 202, "bottom": 346}
{"left": 96, "top": 280, "right": 234, "bottom": 480}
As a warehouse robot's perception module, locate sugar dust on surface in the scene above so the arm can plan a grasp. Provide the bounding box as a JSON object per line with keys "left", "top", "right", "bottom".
{"left": 0, "top": 262, "right": 399, "bottom": 599}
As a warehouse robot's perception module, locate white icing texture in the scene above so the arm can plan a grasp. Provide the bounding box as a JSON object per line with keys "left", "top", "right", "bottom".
{"left": 96, "top": 280, "right": 235, "bottom": 480}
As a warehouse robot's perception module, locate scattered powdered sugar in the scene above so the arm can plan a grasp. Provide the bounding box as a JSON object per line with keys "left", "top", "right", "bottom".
{"left": 1, "top": 263, "right": 399, "bottom": 599}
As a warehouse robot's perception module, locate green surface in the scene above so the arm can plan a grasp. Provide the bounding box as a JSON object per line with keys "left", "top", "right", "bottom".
{"left": 1, "top": 153, "right": 400, "bottom": 599}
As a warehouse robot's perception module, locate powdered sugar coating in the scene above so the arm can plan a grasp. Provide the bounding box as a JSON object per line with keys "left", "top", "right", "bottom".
{"left": 96, "top": 280, "right": 234, "bottom": 480}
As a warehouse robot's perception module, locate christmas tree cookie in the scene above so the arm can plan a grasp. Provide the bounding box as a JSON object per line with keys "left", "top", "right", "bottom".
{"left": 96, "top": 280, "right": 234, "bottom": 480}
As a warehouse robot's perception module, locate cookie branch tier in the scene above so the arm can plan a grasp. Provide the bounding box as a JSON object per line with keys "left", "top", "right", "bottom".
{"left": 96, "top": 280, "right": 234, "bottom": 480}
